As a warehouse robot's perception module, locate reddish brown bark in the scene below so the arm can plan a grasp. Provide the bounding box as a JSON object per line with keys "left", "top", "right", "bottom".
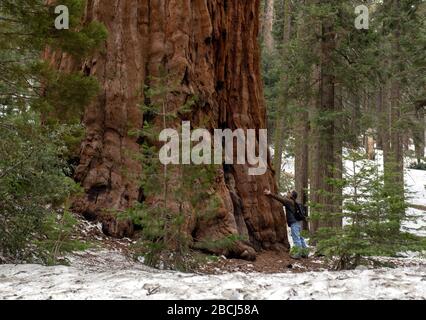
{"left": 309, "top": 14, "right": 338, "bottom": 232}
{"left": 262, "top": 0, "right": 275, "bottom": 54}
{"left": 387, "top": 0, "right": 404, "bottom": 207}
{"left": 294, "top": 0, "right": 310, "bottom": 231}
{"left": 45, "top": 0, "right": 289, "bottom": 259}
{"left": 273, "top": 0, "right": 292, "bottom": 186}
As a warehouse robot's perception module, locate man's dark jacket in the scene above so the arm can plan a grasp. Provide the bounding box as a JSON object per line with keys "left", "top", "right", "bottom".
{"left": 268, "top": 193, "right": 298, "bottom": 227}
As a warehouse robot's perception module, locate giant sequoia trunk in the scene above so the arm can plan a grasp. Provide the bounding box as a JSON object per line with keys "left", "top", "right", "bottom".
{"left": 45, "top": 0, "right": 289, "bottom": 259}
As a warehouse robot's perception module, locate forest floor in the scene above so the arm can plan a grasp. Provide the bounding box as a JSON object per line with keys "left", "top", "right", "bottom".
{"left": 0, "top": 161, "right": 425, "bottom": 300}
{"left": 1, "top": 246, "right": 425, "bottom": 300}
{"left": 0, "top": 195, "right": 425, "bottom": 299}
{"left": 69, "top": 216, "right": 326, "bottom": 274}
{"left": 197, "top": 250, "right": 325, "bottom": 274}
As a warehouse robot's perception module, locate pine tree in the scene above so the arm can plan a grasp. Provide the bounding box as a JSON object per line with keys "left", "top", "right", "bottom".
{"left": 122, "top": 72, "right": 243, "bottom": 270}
{"left": 0, "top": 113, "right": 82, "bottom": 261}
{"left": 0, "top": 0, "right": 106, "bottom": 121}
{"left": 0, "top": 0, "right": 106, "bottom": 262}
{"left": 314, "top": 150, "right": 425, "bottom": 270}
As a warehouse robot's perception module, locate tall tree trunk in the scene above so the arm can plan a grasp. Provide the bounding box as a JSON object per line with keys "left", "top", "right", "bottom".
{"left": 273, "top": 0, "right": 291, "bottom": 186}
{"left": 376, "top": 89, "right": 385, "bottom": 150}
{"left": 414, "top": 108, "right": 425, "bottom": 163}
{"left": 295, "top": 1, "right": 310, "bottom": 231}
{"left": 332, "top": 86, "right": 343, "bottom": 228}
{"left": 350, "top": 92, "right": 362, "bottom": 148}
{"left": 310, "top": 7, "right": 337, "bottom": 232}
{"left": 365, "top": 94, "right": 376, "bottom": 160}
{"left": 44, "top": 0, "right": 289, "bottom": 258}
{"left": 295, "top": 100, "right": 310, "bottom": 230}
{"left": 365, "top": 128, "right": 376, "bottom": 160}
{"left": 262, "top": 0, "right": 275, "bottom": 54}
{"left": 386, "top": 0, "right": 405, "bottom": 216}
{"left": 382, "top": 82, "right": 392, "bottom": 174}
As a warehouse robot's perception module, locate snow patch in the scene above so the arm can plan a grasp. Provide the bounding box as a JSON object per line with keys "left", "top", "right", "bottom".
{"left": 0, "top": 250, "right": 425, "bottom": 300}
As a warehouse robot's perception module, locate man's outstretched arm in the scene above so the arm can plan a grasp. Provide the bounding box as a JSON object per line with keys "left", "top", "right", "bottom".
{"left": 264, "top": 189, "right": 292, "bottom": 206}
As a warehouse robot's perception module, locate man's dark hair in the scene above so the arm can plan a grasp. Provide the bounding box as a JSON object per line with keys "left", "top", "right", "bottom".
{"left": 291, "top": 190, "right": 298, "bottom": 200}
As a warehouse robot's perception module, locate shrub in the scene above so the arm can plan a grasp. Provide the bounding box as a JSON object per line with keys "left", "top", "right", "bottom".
{"left": 0, "top": 113, "right": 82, "bottom": 262}
{"left": 409, "top": 161, "right": 426, "bottom": 171}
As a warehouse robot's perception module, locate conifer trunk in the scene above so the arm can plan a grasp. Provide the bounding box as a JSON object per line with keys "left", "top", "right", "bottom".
{"left": 386, "top": 0, "right": 405, "bottom": 214}
{"left": 262, "top": 0, "right": 275, "bottom": 54}
{"left": 273, "top": 0, "right": 291, "bottom": 186}
{"left": 45, "top": 0, "right": 289, "bottom": 258}
{"left": 294, "top": 104, "right": 309, "bottom": 230}
{"left": 414, "top": 108, "right": 425, "bottom": 163}
{"left": 310, "top": 7, "right": 337, "bottom": 232}
{"left": 294, "top": 0, "right": 310, "bottom": 231}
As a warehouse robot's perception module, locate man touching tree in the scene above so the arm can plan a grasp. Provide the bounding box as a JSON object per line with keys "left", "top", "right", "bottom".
{"left": 265, "top": 189, "right": 308, "bottom": 259}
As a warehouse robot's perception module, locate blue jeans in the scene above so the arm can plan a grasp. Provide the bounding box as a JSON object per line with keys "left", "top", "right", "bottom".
{"left": 290, "top": 222, "right": 307, "bottom": 249}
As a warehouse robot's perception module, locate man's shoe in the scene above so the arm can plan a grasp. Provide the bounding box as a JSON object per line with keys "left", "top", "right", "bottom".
{"left": 290, "top": 247, "right": 303, "bottom": 260}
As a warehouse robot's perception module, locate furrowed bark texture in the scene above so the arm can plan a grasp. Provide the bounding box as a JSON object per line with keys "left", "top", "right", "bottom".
{"left": 45, "top": 0, "right": 289, "bottom": 258}
{"left": 309, "top": 12, "right": 338, "bottom": 232}
{"left": 262, "top": 0, "right": 275, "bottom": 54}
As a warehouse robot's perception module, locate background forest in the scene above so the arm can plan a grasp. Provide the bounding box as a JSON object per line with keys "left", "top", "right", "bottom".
{"left": 260, "top": 0, "right": 426, "bottom": 268}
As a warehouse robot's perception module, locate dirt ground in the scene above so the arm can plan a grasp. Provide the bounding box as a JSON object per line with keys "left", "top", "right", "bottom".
{"left": 196, "top": 250, "right": 325, "bottom": 274}
{"left": 71, "top": 215, "right": 327, "bottom": 274}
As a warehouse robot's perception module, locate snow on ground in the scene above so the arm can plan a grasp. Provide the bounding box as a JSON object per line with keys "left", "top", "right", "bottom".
{"left": 0, "top": 151, "right": 425, "bottom": 300}
{"left": 406, "top": 169, "right": 426, "bottom": 207}
{"left": 0, "top": 250, "right": 425, "bottom": 300}
{"left": 403, "top": 208, "right": 426, "bottom": 237}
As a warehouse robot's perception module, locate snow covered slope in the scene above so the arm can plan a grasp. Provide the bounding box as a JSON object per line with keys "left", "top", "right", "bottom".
{"left": 0, "top": 250, "right": 425, "bottom": 300}
{"left": 406, "top": 169, "right": 426, "bottom": 207}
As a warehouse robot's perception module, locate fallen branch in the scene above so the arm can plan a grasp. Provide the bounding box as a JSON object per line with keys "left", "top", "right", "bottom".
{"left": 408, "top": 203, "right": 426, "bottom": 211}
